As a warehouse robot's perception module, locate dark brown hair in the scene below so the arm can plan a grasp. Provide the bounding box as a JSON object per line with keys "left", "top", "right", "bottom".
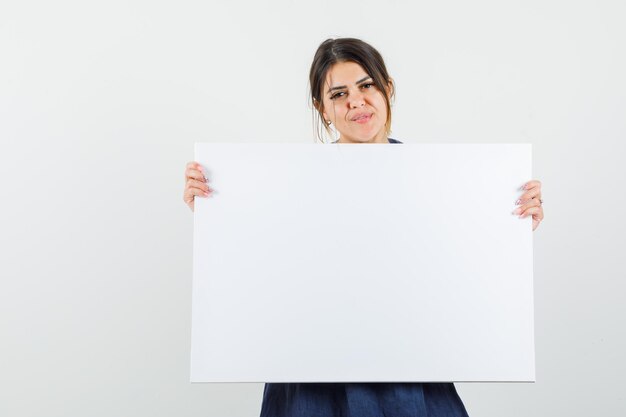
{"left": 309, "top": 37, "right": 395, "bottom": 143}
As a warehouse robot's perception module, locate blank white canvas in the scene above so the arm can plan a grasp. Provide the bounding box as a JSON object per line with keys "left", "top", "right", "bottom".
{"left": 191, "top": 143, "right": 534, "bottom": 383}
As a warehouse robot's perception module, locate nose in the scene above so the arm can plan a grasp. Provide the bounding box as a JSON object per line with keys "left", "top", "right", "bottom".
{"left": 349, "top": 90, "right": 365, "bottom": 108}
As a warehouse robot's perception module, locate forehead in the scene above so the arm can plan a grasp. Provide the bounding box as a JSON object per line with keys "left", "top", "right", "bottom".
{"left": 325, "top": 61, "right": 369, "bottom": 86}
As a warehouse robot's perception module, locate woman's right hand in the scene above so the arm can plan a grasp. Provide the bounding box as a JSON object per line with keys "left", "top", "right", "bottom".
{"left": 183, "top": 161, "right": 213, "bottom": 212}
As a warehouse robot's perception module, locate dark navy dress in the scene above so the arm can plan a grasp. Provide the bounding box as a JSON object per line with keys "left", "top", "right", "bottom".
{"left": 259, "top": 138, "right": 470, "bottom": 417}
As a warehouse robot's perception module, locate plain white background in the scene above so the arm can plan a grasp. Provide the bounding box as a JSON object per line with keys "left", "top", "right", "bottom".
{"left": 0, "top": 1, "right": 624, "bottom": 416}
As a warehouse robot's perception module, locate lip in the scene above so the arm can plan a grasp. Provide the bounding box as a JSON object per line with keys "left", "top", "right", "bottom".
{"left": 351, "top": 112, "right": 372, "bottom": 122}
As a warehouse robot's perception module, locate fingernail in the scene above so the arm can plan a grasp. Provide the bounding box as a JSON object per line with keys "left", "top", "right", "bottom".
{"left": 515, "top": 199, "right": 521, "bottom": 205}
{"left": 512, "top": 208, "right": 521, "bottom": 215}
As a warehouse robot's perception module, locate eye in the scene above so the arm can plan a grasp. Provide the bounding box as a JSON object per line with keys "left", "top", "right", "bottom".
{"left": 330, "top": 91, "right": 345, "bottom": 100}
{"left": 361, "top": 82, "right": 375, "bottom": 89}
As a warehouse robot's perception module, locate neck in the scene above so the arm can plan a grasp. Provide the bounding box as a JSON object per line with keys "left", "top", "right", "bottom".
{"left": 336, "top": 129, "right": 388, "bottom": 144}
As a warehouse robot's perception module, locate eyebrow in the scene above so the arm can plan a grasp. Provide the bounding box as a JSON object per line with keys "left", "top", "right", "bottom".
{"left": 326, "top": 76, "right": 373, "bottom": 95}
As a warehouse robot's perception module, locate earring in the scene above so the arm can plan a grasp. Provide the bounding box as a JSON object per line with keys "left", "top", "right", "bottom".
{"left": 325, "top": 120, "right": 331, "bottom": 125}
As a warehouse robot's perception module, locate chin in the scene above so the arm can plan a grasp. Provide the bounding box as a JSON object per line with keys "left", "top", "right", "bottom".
{"left": 340, "top": 126, "right": 386, "bottom": 143}
{"left": 356, "top": 128, "right": 385, "bottom": 143}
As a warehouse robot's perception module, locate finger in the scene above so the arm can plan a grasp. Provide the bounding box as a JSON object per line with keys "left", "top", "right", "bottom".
{"left": 186, "top": 184, "right": 213, "bottom": 198}
{"left": 516, "top": 188, "right": 541, "bottom": 204}
{"left": 186, "top": 161, "right": 206, "bottom": 171}
{"left": 518, "top": 182, "right": 542, "bottom": 201}
{"left": 532, "top": 218, "right": 541, "bottom": 231}
{"left": 532, "top": 208, "right": 544, "bottom": 230}
{"left": 187, "top": 179, "right": 211, "bottom": 193}
{"left": 513, "top": 197, "right": 542, "bottom": 215}
{"left": 194, "top": 162, "right": 207, "bottom": 176}
{"left": 185, "top": 160, "right": 207, "bottom": 174}
{"left": 516, "top": 192, "right": 541, "bottom": 205}
{"left": 183, "top": 186, "right": 212, "bottom": 204}
{"left": 185, "top": 167, "right": 207, "bottom": 182}
{"left": 522, "top": 179, "right": 542, "bottom": 190}
{"left": 520, "top": 206, "right": 543, "bottom": 219}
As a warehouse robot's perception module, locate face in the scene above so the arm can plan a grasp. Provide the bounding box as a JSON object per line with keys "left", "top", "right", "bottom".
{"left": 319, "top": 61, "right": 391, "bottom": 144}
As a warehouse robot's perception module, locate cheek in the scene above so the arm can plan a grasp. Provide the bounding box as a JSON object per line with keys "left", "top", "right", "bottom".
{"left": 375, "top": 97, "right": 388, "bottom": 119}
{"left": 324, "top": 103, "right": 348, "bottom": 123}
{"left": 322, "top": 101, "right": 335, "bottom": 119}
{"left": 379, "top": 105, "right": 388, "bottom": 120}
{"left": 366, "top": 91, "right": 386, "bottom": 111}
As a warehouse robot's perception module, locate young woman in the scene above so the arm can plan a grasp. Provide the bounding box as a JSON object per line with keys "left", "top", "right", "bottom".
{"left": 183, "top": 37, "right": 544, "bottom": 417}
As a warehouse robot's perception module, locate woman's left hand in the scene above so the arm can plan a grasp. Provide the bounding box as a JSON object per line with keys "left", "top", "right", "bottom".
{"left": 513, "top": 180, "right": 544, "bottom": 231}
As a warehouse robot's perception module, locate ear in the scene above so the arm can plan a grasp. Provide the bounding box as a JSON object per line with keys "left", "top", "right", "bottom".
{"left": 386, "top": 78, "right": 395, "bottom": 100}
{"left": 313, "top": 98, "right": 329, "bottom": 122}
{"left": 313, "top": 98, "right": 322, "bottom": 112}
